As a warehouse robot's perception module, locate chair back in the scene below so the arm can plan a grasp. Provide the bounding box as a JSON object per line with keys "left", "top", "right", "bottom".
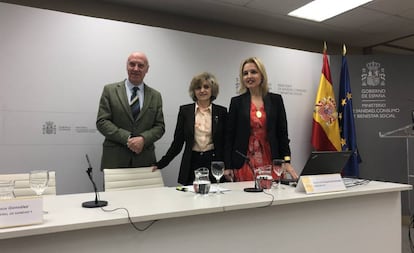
{"left": 0, "top": 171, "right": 57, "bottom": 197}
{"left": 104, "top": 167, "right": 164, "bottom": 191}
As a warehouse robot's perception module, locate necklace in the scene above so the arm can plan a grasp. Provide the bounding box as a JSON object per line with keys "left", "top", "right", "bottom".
{"left": 251, "top": 94, "right": 263, "bottom": 119}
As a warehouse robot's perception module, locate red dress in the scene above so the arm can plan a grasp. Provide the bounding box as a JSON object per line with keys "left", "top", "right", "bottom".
{"left": 234, "top": 103, "right": 273, "bottom": 181}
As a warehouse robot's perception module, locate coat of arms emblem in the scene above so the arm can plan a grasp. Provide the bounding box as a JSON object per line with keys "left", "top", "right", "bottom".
{"left": 361, "top": 61, "right": 386, "bottom": 86}
{"left": 42, "top": 121, "right": 56, "bottom": 134}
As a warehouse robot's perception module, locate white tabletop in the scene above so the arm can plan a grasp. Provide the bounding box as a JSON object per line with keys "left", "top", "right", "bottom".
{"left": 0, "top": 180, "right": 411, "bottom": 240}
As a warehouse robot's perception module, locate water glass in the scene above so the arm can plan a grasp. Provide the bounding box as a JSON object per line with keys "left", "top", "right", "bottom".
{"left": 193, "top": 167, "right": 211, "bottom": 195}
{"left": 211, "top": 161, "right": 225, "bottom": 194}
{"left": 29, "top": 170, "right": 49, "bottom": 196}
{"left": 256, "top": 165, "right": 273, "bottom": 190}
{"left": 0, "top": 180, "right": 15, "bottom": 200}
{"left": 272, "top": 159, "right": 285, "bottom": 190}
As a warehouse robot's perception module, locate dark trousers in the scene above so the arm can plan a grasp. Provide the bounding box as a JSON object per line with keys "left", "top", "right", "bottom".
{"left": 190, "top": 150, "right": 218, "bottom": 184}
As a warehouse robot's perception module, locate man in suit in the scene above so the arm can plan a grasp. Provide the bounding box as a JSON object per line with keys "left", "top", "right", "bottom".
{"left": 96, "top": 52, "right": 165, "bottom": 169}
{"left": 153, "top": 72, "right": 227, "bottom": 185}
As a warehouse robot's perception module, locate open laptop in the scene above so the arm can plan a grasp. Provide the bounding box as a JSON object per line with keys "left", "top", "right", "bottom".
{"left": 282, "top": 150, "right": 352, "bottom": 185}
{"left": 300, "top": 150, "right": 352, "bottom": 176}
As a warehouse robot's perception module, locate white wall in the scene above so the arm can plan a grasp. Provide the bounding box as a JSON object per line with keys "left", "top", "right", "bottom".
{"left": 0, "top": 2, "right": 322, "bottom": 194}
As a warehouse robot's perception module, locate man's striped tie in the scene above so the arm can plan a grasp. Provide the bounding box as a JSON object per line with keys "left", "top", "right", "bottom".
{"left": 131, "top": 87, "right": 140, "bottom": 119}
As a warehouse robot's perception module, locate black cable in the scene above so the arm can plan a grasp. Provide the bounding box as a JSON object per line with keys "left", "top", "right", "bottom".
{"left": 259, "top": 190, "right": 275, "bottom": 208}
{"left": 100, "top": 207, "right": 158, "bottom": 231}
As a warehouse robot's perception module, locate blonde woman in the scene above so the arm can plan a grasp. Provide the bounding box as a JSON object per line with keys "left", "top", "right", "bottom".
{"left": 224, "top": 57, "right": 298, "bottom": 182}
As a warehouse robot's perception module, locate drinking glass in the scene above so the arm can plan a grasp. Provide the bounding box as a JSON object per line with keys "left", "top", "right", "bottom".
{"left": 272, "top": 159, "right": 285, "bottom": 190}
{"left": 0, "top": 180, "right": 15, "bottom": 200}
{"left": 30, "top": 170, "right": 49, "bottom": 213}
{"left": 211, "top": 161, "right": 225, "bottom": 194}
{"left": 30, "top": 170, "right": 49, "bottom": 196}
{"left": 193, "top": 167, "right": 211, "bottom": 195}
{"left": 257, "top": 165, "right": 273, "bottom": 190}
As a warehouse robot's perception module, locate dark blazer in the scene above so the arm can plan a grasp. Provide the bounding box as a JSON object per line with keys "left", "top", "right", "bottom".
{"left": 156, "top": 103, "right": 227, "bottom": 185}
{"left": 225, "top": 91, "right": 291, "bottom": 169}
{"left": 96, "top": 80, "right": 165, "bottom": 169}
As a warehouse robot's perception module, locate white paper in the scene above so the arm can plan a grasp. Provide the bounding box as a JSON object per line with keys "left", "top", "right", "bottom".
{"left": 296, "top": 174, "right": 346, "bottom": 194}
{"left": 184, "top": 185, "right": 231, "bottom": 193}
{"left": 0, "top": 197, "right": 43, "bottom": 228}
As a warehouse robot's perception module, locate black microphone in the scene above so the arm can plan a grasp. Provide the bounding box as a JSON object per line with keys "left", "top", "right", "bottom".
{"left": 235, "top": 150, "right": 263, "bottom": 192}
{"left": 82, "top": 154, "right": 108, "bottom": 208}
{"left": 411, "top": 110, "right": 414, "bottom": 130}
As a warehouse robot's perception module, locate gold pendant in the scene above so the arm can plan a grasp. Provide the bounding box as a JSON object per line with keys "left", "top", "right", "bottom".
{"left": 256, "top": 110, "right": 262, "bottom": 118}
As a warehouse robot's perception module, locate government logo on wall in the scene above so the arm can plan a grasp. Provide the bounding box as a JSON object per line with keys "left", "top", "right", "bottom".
{"left": 42, "top": 121, "right": 56, "bottom": 134}
{"left": 354, "top": 61, "right": 400, "bottom": 119}
{"left": 41, "top": 121, "right": 97, "bottom": 135}
{"left": 361, "top": 61, "right": 385, "bottom": 87}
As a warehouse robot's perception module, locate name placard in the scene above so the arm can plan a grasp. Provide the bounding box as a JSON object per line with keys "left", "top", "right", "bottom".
{"left": 295, "top": 174, "right": 346, "bottom": 194}
{"left": 0, "top": 197, "right": 43, "bottom": 228}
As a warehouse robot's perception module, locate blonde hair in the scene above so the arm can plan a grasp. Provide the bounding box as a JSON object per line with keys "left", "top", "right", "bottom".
{"left": 238, "top": 57, "right": 269, "bottom": 96}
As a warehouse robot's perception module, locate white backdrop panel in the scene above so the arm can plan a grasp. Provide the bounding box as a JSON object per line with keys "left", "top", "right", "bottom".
{"left": 0, "top": 2, "right": 321, "bottom": 193}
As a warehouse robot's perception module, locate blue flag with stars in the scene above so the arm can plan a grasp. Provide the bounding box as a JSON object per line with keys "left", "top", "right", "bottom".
{"left": 338, "top": 50, "right": 362, "bottom": 177}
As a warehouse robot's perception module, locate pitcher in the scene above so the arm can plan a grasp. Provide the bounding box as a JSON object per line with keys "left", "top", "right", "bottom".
{"left": 193, "top": 167, "right": 211, "bottom": 194}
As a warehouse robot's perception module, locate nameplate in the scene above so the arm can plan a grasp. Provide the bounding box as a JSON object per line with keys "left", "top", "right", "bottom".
{"left": 0, "top": 197, "right": 43, "bottom": 228}
{"left": 295, "top": 174, "right": 346, "bottom": 194}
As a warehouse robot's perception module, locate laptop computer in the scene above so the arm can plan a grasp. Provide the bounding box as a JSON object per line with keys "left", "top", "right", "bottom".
{"left": 281, "top": 150, "right": 352, "bottom": 185}
{"left": 300, "top": 150, "right": 352, "bottom": 176}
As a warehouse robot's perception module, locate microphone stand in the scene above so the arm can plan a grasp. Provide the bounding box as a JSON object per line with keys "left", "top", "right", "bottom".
{"left": 82, "top": 155, "right": 108, "bottom": 208}
{"left": 236, "top": 150, "right": 263, "bottom": 192}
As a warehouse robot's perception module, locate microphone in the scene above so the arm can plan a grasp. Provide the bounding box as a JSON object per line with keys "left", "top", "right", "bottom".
{"left": 82, "top": 154, "right": 108, "bottom": 208}
{"left": 412, "top": 110, "right": 414, "bottom": 130}
{"left": 235, "top": 150, "right": 263, "bottom": 192}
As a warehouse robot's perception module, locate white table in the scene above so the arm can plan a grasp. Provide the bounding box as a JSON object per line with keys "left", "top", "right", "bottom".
{"left": 0, "top": 181, "right": 411, "bottom": 253}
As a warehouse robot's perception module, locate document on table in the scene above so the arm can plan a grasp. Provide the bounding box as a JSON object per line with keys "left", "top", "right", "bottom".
{"left": 184, "top": 185, "right": 231, "bottom": 193}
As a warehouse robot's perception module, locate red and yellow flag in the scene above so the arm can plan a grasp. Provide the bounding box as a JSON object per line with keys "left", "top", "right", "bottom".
{"left": 311, "top": 46, "right": 341, "bottom": 151}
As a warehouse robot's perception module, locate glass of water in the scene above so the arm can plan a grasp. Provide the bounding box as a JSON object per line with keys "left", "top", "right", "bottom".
{"left": 272, "top": 159, "right": 285, "bottom": 190}
{"left": 211, "top": 161, "right": 225, "bottom": 194}
{"left": 0, "top": 180, "right": 15, "bottom": 200}
{"left": 30, "top": 170, "right": 49, "bottom": 196}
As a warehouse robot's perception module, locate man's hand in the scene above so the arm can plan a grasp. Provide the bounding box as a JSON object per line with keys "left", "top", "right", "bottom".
{"left": 127, "top": 136, "right": 145, "bottom": 154}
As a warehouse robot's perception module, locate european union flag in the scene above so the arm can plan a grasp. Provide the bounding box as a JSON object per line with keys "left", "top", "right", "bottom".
{"left": 338, "top": 46, "right": 362, "bottom": 177}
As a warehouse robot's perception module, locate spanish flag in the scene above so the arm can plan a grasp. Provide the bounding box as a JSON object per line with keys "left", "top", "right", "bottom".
{"left": 311, "top": 44, "right": 341, "bottom": 151}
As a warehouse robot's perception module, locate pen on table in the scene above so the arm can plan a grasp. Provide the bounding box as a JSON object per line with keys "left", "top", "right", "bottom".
{"left": 176, "top": 186, "right": 188, "bottom": 192}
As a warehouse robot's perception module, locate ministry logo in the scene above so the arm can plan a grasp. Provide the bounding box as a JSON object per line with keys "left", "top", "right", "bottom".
{"left": 42, "top": 121, "right": 56, "bottom": 134}
{"left": 234, "top": 77, "right": 240, "bottom": 94}
{"left": 361, "top": 61, "right": 386, "bottom": 87}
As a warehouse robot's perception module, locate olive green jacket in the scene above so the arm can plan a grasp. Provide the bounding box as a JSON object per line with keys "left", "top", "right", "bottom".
{"left": 96, "top": 80, "right": 165, "bottom": 169}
